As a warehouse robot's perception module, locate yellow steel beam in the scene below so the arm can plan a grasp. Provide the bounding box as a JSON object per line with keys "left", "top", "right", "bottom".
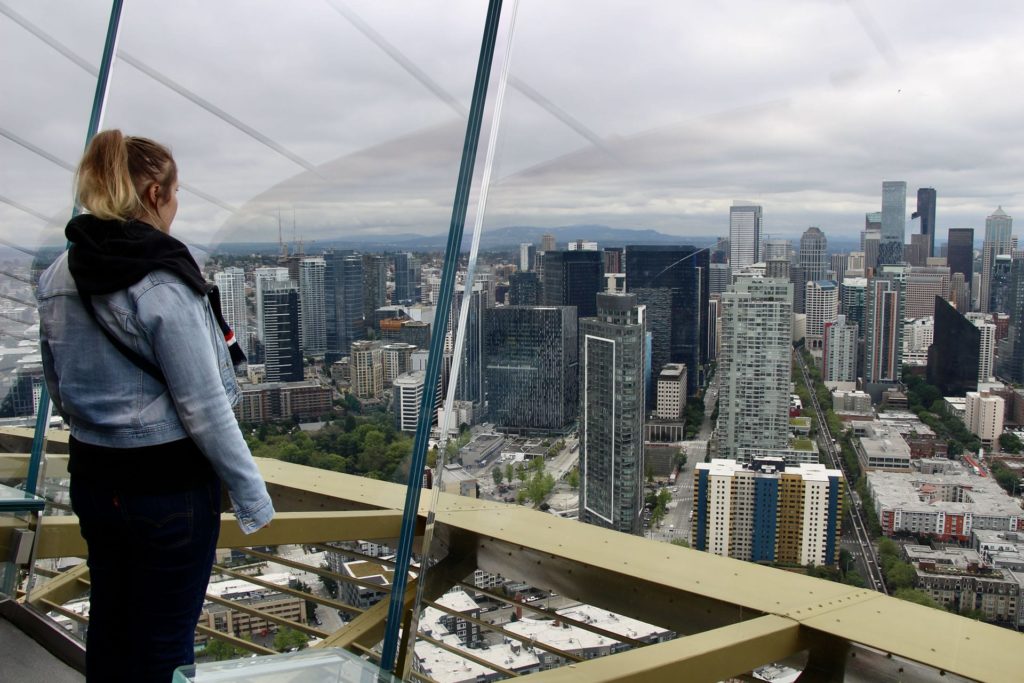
{"left": 23, "top": 563, "right": 90, "bottom": 609}
{"left": 514, "top": 615, "right": 802, "bottom": 683}
{"left": 35, "top": 509, "right": 409, "bottom": 558}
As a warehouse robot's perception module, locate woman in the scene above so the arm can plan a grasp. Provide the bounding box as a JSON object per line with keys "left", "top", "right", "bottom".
{"left": 37, "top": 130, "right": 274, "bottom": 681}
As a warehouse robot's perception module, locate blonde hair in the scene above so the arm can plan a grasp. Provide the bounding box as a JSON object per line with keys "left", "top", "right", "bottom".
{"left": 75, "top": 130, "right": 177, "bottom": 223}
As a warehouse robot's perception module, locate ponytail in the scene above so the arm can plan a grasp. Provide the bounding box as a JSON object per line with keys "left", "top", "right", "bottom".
{"left": 75, "top": 130, "right": 177, "bottom": 223}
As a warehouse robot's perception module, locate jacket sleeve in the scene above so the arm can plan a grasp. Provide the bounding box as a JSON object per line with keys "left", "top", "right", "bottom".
{"left": 136, "top": 280, "right": 274, "bottom": 533}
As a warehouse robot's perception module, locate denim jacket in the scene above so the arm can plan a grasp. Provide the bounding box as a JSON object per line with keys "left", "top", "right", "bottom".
{"left": 37, "top": 252, "right": 274, "bottom": 533}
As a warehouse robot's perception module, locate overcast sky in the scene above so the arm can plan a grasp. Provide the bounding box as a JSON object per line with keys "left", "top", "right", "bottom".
{"left": 2, "top": 0, "right": 1023, "bottom": 251}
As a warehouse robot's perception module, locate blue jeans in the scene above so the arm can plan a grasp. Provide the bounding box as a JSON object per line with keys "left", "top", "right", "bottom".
{"left": 70, "top": 475, "right": 221, "bottom": 682}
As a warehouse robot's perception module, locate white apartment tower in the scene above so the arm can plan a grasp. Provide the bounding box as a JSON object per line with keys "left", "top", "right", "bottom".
{"left": 965, "top": 391, "right": 1004, "bottom": 447}
{"left": 804, "top": 280, "right": 838, "bottom": 349}
{"left": 213, "top": 267, "right": 248, "bottom": 358}
{"left": 299, "top": 257, "right": 327, "bottom": 355}
{"left": 966, "top": 313, "right": 997, "bottom": 383}
{"left": 393, "top": 371, "right": 426, "bottom": 433}
{"left": 716, "top": 275, "right": 793, "bottom": 460}
{"left": 823, "top": 315, "right": 858, "bottom": 385}
{"left": 729, "top": 203, "right": 763, "bottom": 274}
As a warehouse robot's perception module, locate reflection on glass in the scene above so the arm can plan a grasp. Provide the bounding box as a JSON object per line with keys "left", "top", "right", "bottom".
{"left": 3, "top": 0, "right": 1023, "bottom": 679}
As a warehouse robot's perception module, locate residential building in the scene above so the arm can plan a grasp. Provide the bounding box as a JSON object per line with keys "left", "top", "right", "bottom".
{"left": 845, "top": 252, "right": 865, "bottom": 278}
{"left": 579, "top": 294, "right": 646, "bottom": 535}
{"left": 904, "top": 546, "right": 1019, "bottom": 624}
{"left": 484, "top": 306, "right": 578, "bottom": 432}
{"left": 967, "top": 313, "right": 996, "bottom": 382}
{"left": 804, "top": 280, "right": 838, "bottom": 349}
{"left": 797, "top": 227, "right": 828, "bottom": 314}
{"left": 324, "top": 250, "right": 363, "bottom": 359}
{"left": 233, "top": 381, "right": 332, "bottom": 424}
{"left": 823, "top": 315, "right": 858, "bottom": 386}
{"left": 655, "top": 363, "right": 687, "bottom": 420}
{"left": 692, "top": 459, "right": 842, "bottom": 567}
{"left": 716, "top": 275, "right": 792, "bottom": 460}
{"left": 213, "top": 267, "right": 249, "bottom": 360}
{"left": 362, "top": 254, "right": 387, "bottom": 331}
{"left": 965, "top": 391, "right": 1005, "bottom": 446}
{"left": 519, "top": 242, "right": 536, "bottom": 272}
{"left": 709, "top": 262, "right": 730, "bottom": 295}
{"left": 351, "top": 340, "right": 384, "bottom": 400}
{"left": 299, "top": 257, "right": 327, "bottom": 355}
{"left": 840, "top": 277, "right": 867, "bottom": 331}
{"left": 867, "top": 465, "right": 1022, "bottom": 541}
{"left": 903, "top": 317, "right": 933, "bottom": 367}
{"left": 260, "top": 280, "right": 303, "bottom": 382}
{"left": 729, "top": 202, "right": 762, "bottom": 274}
{"left": 382, "top": 342, "right": 418, "bottom": 384}
{"left": 864, "top": 266, "right": 906, "bottom": 391}
{"left": 394, "top": 371, "right": 425, "bottom": 433}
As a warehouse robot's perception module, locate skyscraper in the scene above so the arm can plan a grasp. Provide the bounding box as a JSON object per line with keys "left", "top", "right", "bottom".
{"left": 299, "top": 257, "right": 327, "bottom": 355}
{"left": 980, "top": 208, "right": 1013, "bottom": 313}
{"left": 823, "top": 316, "right": 858, "bottom": 385}
{"left": 362, "top": 254, "right": 387, "bottom": 332}
{"left": 625, "top": 245, "right": 708, "bottom": 395}
{"left": 324, "top": 250, "right": 363, "bottom": 359}
{"left": 998, "top": 258, "right": 1024, "bottom": 383}
{"left": 840, "top": 277, "right": 867, "bottom": 330}
{"left": 879, "top": 181, "right": 907, "bottom": 266}
{"left": 716, "top": 275, "right": 793, "bottom": 460}
{"left": 579, "top": 293, "right": 646, "bottom": 535}
{"left": 729, "top": 203, "right": 762, "bottom": 273}
{"left": 351, "top": 340, "right": 384, "bottom": 400}
{"left": 484, "top": 306, "right": 578, "bottom": 432}
{"left": 541, "top": 250, "right": 603, "bottom": 318}
{"left": 393, "top": 252, "right": 420, "bottom": 304}
{"left": 913, "top": 188, "right": 937, "bottom": 259}
{"left": 946, "top": 228, "right": 974, "bottom": 285}
{"left": 508, "top": 271, "right": 540, "bottom": 306}
{"left": 453, "top": 283, "right": 484, "bottom": 407}
{"left": 255, "top": 266, "right": 291, "bottom": 342}
{"left": 214, "top": 267, "right": 248, "bottom": 359}
{"left": 519, "top": 243, "right": 536, "bottom": 272}
{"left": 927, "top": 297, "right": 980, "bottom": 397}
{"left": 864, "top": 266, "right": 906, "bottom": 389}
{"left": 805, "top": 280, "right": 838, "bottom": 349}
{"left": 261, "top": 280, "right": 303, "bottom": 382}
{"left": 797, "top": 227, "right": 828, "bottom": 314}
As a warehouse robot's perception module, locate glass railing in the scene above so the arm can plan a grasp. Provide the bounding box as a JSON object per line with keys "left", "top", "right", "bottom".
{"left": 3, "top": 1, "right": 1023, "bottom": 681}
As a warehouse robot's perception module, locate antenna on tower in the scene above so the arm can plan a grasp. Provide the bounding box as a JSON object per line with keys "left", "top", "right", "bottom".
{"left": 292, "top": 208, "right": 304, "bottom": 256}
{"left": 278, "top": 209, "right": 288, "bottom": 258}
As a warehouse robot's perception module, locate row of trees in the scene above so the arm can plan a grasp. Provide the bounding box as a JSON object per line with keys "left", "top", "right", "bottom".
{"left": 902, "top": 369, "right": 981, "bottom": 456}
{"left": 243, "top": 409, "right": 414, "bottom": 482}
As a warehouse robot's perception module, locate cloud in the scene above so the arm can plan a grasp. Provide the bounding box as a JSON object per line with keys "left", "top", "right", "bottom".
{"left": 3, "top": 0, "right": 1024, "bottom": 252}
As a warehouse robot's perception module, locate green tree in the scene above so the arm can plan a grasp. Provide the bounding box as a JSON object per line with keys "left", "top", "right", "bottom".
{"left": 274, "top": 626, "right": 309, "bottom": 652}
{"left": 999, "top": 432, "right": 1023, "bottom": 454}
{"left": 206, "top": 637, "right": 249, "bottom": 661}
{"left": 893, "top": 588, "right": 940, "bottom": 609}
{"left": 492, "top": 467, "right": 504, "bottom": 487}
{"left": 670, "top": 537, "right": 690, "bottom": 548}
{"left": 567, "top": 468, "right": 580, "bottom": 490}
{"left": 505, "top": 462, "right": 514, "bottom": 484}
{"left": 886, "top": 562, "right": 917, "bottom": 590}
